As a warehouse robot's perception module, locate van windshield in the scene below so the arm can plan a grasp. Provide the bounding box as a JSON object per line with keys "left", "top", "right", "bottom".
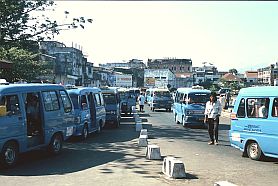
{"left": 119, "top": 92, "right": 128, "bottom": 100}
{"left": 103, "top": 93, "right": 116, "bottom": 104}
{"left": 69, "top": 94, "right": 79, "bottom": 109}
{"left": 188, "top": 93, "right": 210, "bottom": 104}
{"left": 155, "top": 91, "right": 171, "bottom": 97}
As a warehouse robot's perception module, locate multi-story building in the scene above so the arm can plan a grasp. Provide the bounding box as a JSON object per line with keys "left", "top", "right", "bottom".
{"left": 244, "top": 71, "right": 258, "bottom": 84}
{"left": 144, "top": 69, "right": 175, "bottom": 88}
{"left": 192, "top": 63, "right": 220, "bottom": 85}
{"left": 147, "top": 58, "right": 192, "bottom": 74}
{"left": 257, "top": 63, "right": 278, "bottom": 85}
{"left": 99, "top": 59, "right": 146, "bottom": 70}
{"left": 39, "top": 41, "right": 93, "bottom": 86}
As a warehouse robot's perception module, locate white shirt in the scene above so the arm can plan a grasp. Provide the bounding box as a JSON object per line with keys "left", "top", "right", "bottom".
{"left": 205, "top": 100, "right": 222, "bottom": 119}
{"left": 138, "top": 95, "right": 145, "bottom": 105}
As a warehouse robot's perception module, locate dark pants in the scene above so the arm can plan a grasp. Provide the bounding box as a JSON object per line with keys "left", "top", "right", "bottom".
{"left": 139, "top": 105, "right": 144, "bottom": 112}
{"left": 207, "top": 117, "right": 219, "bottom": 142}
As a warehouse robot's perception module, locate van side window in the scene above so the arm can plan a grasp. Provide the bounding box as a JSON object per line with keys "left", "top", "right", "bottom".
{"left": 80, "top": 95, "right": 88, "bottom": 109}
{"left": 237, "top": 98, "right": 245, "bottom": 118}
{"left": 94, "top": 94, "right": 101, "bottom": 106}
{"left": 59, "top": 91, "right": 72, "bottom": 113}
{"left": 0, "top": 95, "right": 20, "bottom": 116}
{"left": 42, "top": 91, "right": 60, "bottom": 111}
{"left": 100, "top": 93, "right": 105, "bottom": 106}
{"left": 271, "top": 98, "right": 278, "bottom": 117}
{"left": 247, "top": 98, "right": 269, "bottom": 118}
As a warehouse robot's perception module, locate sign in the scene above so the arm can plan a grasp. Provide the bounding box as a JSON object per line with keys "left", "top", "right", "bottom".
{"left": 115, "top": 75, "right": 132, "bottom": 87}
{"left": 145, "top": 77, "right": 155, "bottom": 86}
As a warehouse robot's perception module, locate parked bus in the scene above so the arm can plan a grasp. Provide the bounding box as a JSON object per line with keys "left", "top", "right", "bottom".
{"left": 229, "top": 86, "right": 278, "bottom": 160}
{"left": 0, "top": 84, "right": 75, "bottom": 168}
{"left": 148, "top": 88, "right": 173, "bottom": 112}
{"left": 173, "top": 88, "right": 211, "bottom": 127}
{"left": 66, "top": 87, "right": 106, "bottom": 140}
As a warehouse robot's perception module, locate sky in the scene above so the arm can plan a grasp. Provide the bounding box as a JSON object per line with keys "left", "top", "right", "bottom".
{"left": 45, "top": 1, "right": 278, "bottom": 73}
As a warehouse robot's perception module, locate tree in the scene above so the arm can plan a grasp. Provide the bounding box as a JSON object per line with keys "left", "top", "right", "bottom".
{"left": 229, "top": 68, "right": 238, "bottom": 75}
{"left": 0, "top": 47, "right": 51, "bottom": 82}
{"left": 0, "top": 0, "right": 92, "bottom": 50}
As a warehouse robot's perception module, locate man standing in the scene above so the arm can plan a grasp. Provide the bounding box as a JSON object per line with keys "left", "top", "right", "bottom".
{"left": 138, "top": 93, "right": 145, "bottom": 112}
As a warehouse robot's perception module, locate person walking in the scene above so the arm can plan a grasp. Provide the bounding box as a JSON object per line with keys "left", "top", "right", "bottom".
{"left": 204, "top": 92, "right": 222, "bottom": 145}
{"left": 138, "top": 93, "right": 145, "bottom": 112}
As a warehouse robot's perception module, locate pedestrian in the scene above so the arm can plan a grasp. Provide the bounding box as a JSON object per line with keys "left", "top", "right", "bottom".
{"left": 204, "top": 92, "right": 222, "bottom": 145}
{"left": 138, "top": 92, "right": 145, "bottom": 112}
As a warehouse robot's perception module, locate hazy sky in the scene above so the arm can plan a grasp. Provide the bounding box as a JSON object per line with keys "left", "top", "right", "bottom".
{"left": 48, "top": 1, "right": 278, "bottom": 72}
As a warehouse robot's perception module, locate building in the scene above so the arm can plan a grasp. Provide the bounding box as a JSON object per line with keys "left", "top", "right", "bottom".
{"left": 244, "top": 71, "right": 258, "bottom": 84}
{"left": 257, "top": 63, "right": 278, "bottom": 85}
{"left": 40, "top": 41, "right": 93, "bottom": 86}
{"left": 144, "top": 69, "right": 175, "bottom": 88}
{"left": 99, "top": 59, "right": 146, "bottom": 69}
{"left": 147, "top": 58, "right": 192, "bottom": 74}
{"left": 192, "top": 62, "right": 220, "bottom": 85}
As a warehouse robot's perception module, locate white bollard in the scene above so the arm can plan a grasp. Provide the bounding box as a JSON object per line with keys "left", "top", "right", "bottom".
{"left": 214, "top": 181, "right": 237, "bottom": 186}
{"left": 136, "top": 123, "right": 143, "bottom": 131}
{"left": 146, "top": 144, "right": 161, "bottom": 160}
{"left": 140, "top": 129, "right": 148, "bottom": 137}
{"left": 132, "top": 106, "right": 136, "bottom": 112}
{"left": 135, "top": 118, "right": 142, "bottom": 123}
{"left": 138, "top": 135, "right": 148, "bottom": 147}
{"left": 162, "top": 156, "right": 186, "bottom": 179}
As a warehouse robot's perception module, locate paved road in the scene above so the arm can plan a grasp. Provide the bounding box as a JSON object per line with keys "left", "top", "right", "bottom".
{"left": 1, "top": 106, "right": 277, "bottom": 186}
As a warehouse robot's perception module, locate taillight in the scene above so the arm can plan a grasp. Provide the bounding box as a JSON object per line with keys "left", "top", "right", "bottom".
{"left": 230, "top": 113, "right": 237, "bottom": 120}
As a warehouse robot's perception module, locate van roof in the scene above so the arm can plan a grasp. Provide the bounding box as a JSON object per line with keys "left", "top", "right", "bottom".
{"left": 0, "top": 84, "right": 64, "bottom": 94}
{"left": 177, "top": 88, "right": 211, "bottom": 94}
{"left": 66, "top": 87, "right": 101, "bottom": 95}
{"left": 239, "top": 86, "right": 278, "bottom": 97}
{"left": 100, "top": 87, "right": 118, "bottom": 94}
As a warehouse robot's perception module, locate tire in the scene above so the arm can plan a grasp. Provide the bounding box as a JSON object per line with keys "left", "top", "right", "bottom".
{"left": 0, "top": 142, "right": 18, "bottom": 168}
{"left": 48, "top": 133, "right": 63, "bottom": 155}
{"left": 247, "top": 141, "right": 263, "bottom": 160}
{"left": 81, "top": 125, "right": 89, "bottom": 140}
{"left": 175, "top": 114, "right": 180, "bottom": 124}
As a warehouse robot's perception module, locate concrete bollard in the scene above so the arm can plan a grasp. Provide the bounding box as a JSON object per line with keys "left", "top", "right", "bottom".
{"left": 146, "top": 144, "right": 161, "bottom": 160}
{"left": 138, "top": 135, "right": 148, "bottom": 147}
{"left": 135, "top": 118, "right": 142, "bottom": 123}
{"left": 132, "top": 106, "right": 136, "bottom": 112}
{"left": 136, "top": 123, "right": 143, "bottom": 131}
{"left": 140, "top": 129, "right": 148, "bottom": 137}
{"left": 214, "top": 181, "right": 237, "bottom": 186}
{"left": 162, "top": 156, "right": 186, "bottom": 179}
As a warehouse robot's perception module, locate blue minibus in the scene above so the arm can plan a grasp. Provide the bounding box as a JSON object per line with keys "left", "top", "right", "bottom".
{"left": 0, "top": 84, "right": 75, "bottom": 168}
{"left": 148, "top": 88, "right": 173, "bottom": 112}
{"left": 100, "top": 87, "right": 121, "bottom": 128}
{"left": 173, "top": 88, "right": 211, "bottom": 127}
{"left": 229, "top": 86, "right": 278, "bottom": 160}
{"left": 118, "top": 88, "right": 136, "bottom": 115}
{"left": 66, "top": 87, "right": 106, "bottom": 140}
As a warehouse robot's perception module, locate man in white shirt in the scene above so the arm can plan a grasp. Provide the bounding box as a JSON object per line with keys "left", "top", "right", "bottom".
{"left": 138, "top": 93, "right": 145, "bottom": 112}
{"left": 204, "top": 92, "right": 222, "bottom": 145}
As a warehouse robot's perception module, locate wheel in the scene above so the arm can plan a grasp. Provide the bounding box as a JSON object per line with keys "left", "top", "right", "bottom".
{"left": 247, "top": 141, "right": 263, "bottom": 160}
{"left": 48, "top": 133, "right": 63, "bottom": 155}
{"left": 0, "top": 142, "right": 18, "bottom": 168}
{"left": 81, "top": 125, "right": 89, "bottom": 140}
{"left": 175, "top": 114, "right": 180, "bottom": 124}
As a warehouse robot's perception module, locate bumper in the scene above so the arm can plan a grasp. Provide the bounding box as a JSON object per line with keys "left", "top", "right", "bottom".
{"left": 183, "top": 115, "right": 206, "bottom": 125}
{"left": 106, "top": 114, "right": 118, "bottom": 122}
{"left": 153, "top": 103, "right": 172, "bottom": 109}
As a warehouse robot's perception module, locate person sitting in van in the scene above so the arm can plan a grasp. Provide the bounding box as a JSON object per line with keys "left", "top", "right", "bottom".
{"left": 26, "top": 95, "right": 40, "bottom": 135}
{"left": 258, "top": 99, "right": 269, "bottom": 118}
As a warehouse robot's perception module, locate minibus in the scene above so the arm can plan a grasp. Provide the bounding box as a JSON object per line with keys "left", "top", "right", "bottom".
{"left": 118, "top": 88, "right": 136, "bottom": 115}
{"left": 66, "top": 87, "right": 106, "bottom": 140}
{"left": 100, "top": 87, "right": 121, "bottom": 128}
{"left": 148, "top": 88, "right": 173, "bottom": 112}
{"left": 0, "top": 84, "right": 75, "bottom": 168}
{"left": 229, "top": 86, "right": 278, "bottom": 160}
{"left": 173, "top": 88, "right": 211, "bottom": 127}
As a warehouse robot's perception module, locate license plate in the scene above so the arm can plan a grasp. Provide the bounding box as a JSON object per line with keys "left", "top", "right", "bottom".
{"left": 66, "top": 126, "right": 74, "bottom": 136}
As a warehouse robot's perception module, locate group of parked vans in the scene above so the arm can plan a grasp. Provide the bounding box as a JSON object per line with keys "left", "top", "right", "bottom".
{"left": 0, "top": 84, "right": 123, "bottom": 168}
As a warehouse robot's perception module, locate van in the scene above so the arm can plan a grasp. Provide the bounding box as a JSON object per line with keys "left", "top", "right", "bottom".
{"left": 148, "top": 88, "right": 173, "bottom": 112}
{"left": 100, "top": 87, "right": 121, "bottom": 128}
{"left": 173, "top": 88, "right": 211, "bottom": 127}
{"left": 229, "top": 86, "right": 278, "bottom": 160}
{"left": 118, "top": 88, "right": 136, "bottom": 115}
{"left": 0, "top": 84, "right": 75, "bottom": 168}
{"left": 66, "top": 87, "right": 106, "bottom": 140}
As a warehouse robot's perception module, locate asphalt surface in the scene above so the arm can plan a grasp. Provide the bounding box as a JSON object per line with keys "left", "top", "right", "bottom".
{"left": 0, "top": 105, "right": 278, "bottom": 186}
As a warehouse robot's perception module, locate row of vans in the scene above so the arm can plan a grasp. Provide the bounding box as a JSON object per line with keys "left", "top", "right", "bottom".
{"left": 0, "top": 84, "right": 122, "bottom": 168}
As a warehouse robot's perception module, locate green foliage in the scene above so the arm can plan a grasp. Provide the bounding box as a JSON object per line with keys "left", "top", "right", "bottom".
{"left": 0, "top": 47, "right": 50, "bottom": 82}
{"left": 0, "top": 0, "right": 92, "bottom": 50}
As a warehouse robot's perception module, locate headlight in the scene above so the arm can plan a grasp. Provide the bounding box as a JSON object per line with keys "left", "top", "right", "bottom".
{"left": 107, "top": 110, "right": 116, "bottom": 115}
{"left": 74, "top": 116, "right": 81, "bottom": 124}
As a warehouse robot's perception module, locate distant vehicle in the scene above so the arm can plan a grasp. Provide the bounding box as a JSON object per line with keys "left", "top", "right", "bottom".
{"left": 0, "top": 79, "right": 9, "bottom": 85}
{"left": 147, "top": 88, "right": 173, "bottom": 112}
{"left": 0, "top": 84, "right": 75, "bottom": 168}
{"left": 118, "top": 88, "right": 136, "bottom": 115}
{"left": 66, "top": 87, "right": 106, "bottom": 140}
{"left": 229, "top": 86, "right": 278, "bottom": 160}
{"left": 129, "top": 88, "right": 140, "bottom": 100}
{"left": 100, "top": 87, "right": 121, "bottom": 128}
{"left": 173, "top": 88, "right": 211, "bottom": 127}
{"left": 218, "top": 88, "right": 231, "bottom": 95}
